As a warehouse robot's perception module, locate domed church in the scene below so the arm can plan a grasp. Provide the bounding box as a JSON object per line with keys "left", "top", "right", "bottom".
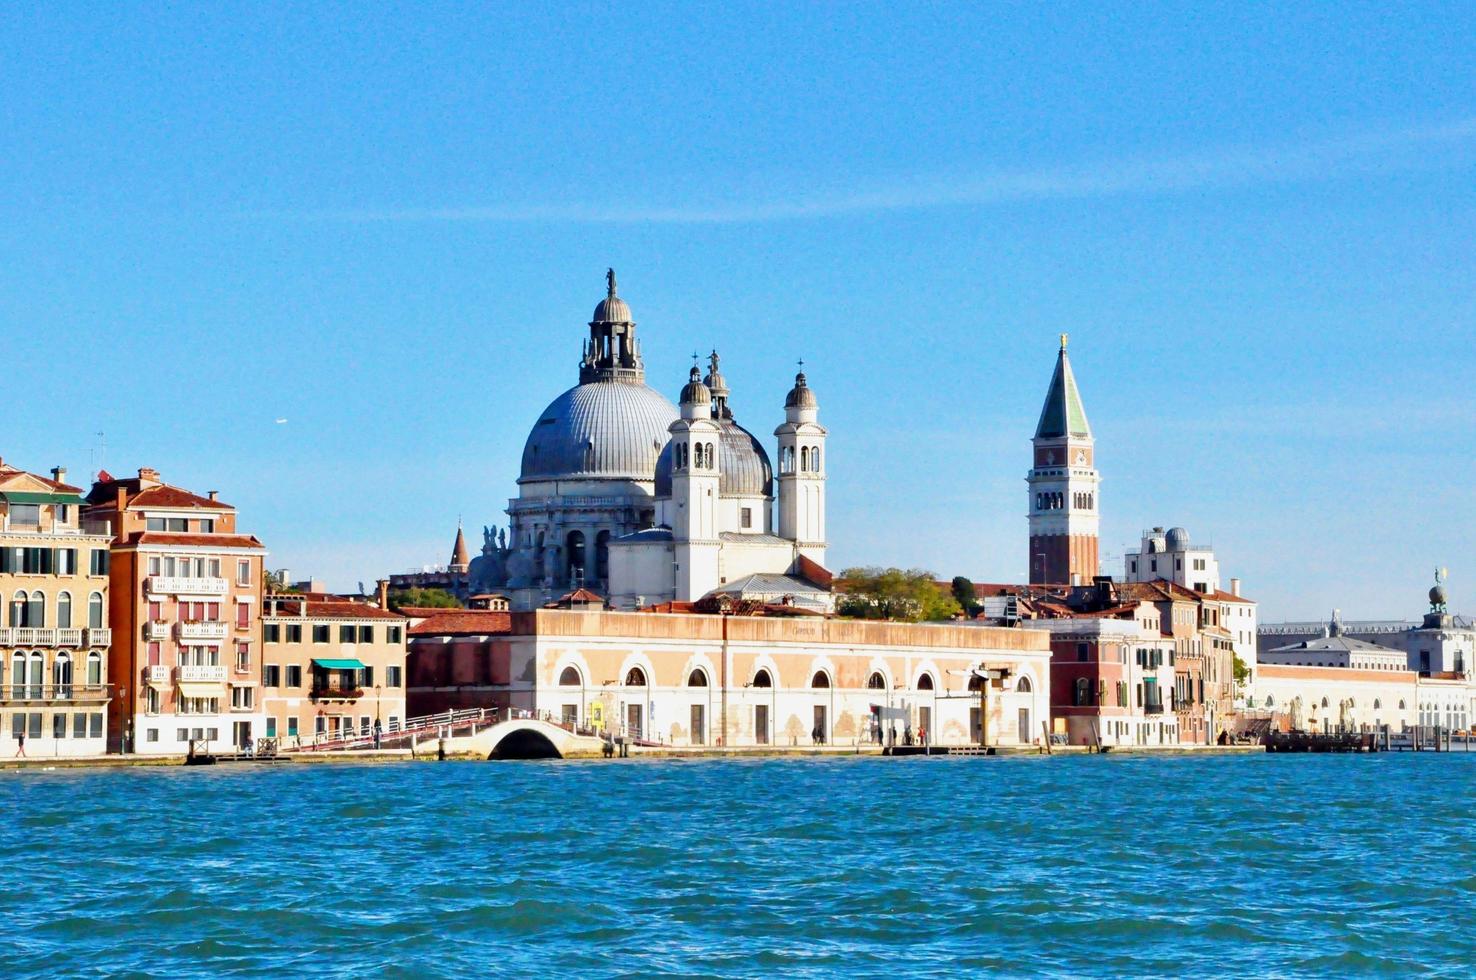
{"left": 468, "top": 271, "right": 831, "bottom": 611}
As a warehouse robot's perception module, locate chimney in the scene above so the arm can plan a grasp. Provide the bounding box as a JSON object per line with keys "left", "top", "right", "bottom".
{"left": 51, "top": 466, "right": 67, "bottom": 484}
{"left": 137, "top": 467, "right": 160, "bottom": 486}
{"left": 1230, "top": 577, "right": 1241, "bottom": 597}
{"left": 207, "top": 490, "right": 219, "bottom": 501}
{"left": 376, "top": 579, "right": 390, "bottom": 610}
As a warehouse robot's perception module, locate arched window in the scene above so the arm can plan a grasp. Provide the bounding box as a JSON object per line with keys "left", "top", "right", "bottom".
{"left": 752, "top": 668, "right": 773, "bottom": 688}
{"left": 811, "top": 447, "right": 820, "bottom": 471}
{"left": 1016, "top": 675, "right": 1033, "bottom": 693}
{"left": 866, "top": 671, "right": 885, "bottom": 690}
{"left": 1373, "top": 698, "right": 1381, "bottom": 710}
{"left": 1074, "top": 677, "right": 1089, "bottom": 706}
{"left": 54, "top": 652, "right": 72, "bottom": 697}
{"left": 27, "top": 591, "right": 44, "bottom": 628}
{"left": 1399, "top": 699, "right": 1406, "bottom": 710}
{"left": 565, "top": 530, "right": 586, "bottom": 584}
{"left": 691, "top": 442, "right": 702, "bottom": 468}
{"left": 86, "top": 652, "right": 102, "bottom": 687}
{"left": 57, "top": 592, "right": 72, "bottom": 629}
{"left": 8, "top": 652, "right": 22, "bottom": 697}
{"left": 27, "top": 652, "right": 43, "bottom": 698}
{"left": 687, "top": 669, "right": 708, "bottom": 687}
{"left": 595, "top": 530, "right": 610, "bottom": 581}
{"left": 705, "top": 443, "right": 715, "bottom": 468}
{"left": 624, "top": 667, "right": 647, "bottom": 687}
{"left": 558, "top": 665, "right": 582, "bottom": 686}
{"left": 8, "top": 591, "right": 24, "bottom": 627}
{"left": 810, "top": 670, "right": 830, "bottom": 689}
{"left": 800, "top": 447, "right": 809, "bottom": 471}
{"left": 1265, "top": 695, "right": 1274, "bottom": 708}
{"left": 916, "top": 673, "right": 934, "bottom": 690}
{"left": 1321, "top": 697, "right": 1329, "bottom": 708}
{"left": 88, "top": 592, "right": 104, "bottom": 629}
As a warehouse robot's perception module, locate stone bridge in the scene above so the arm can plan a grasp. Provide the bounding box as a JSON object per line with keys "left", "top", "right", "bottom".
{"left": 453, "top": 718, "right": 609, "bottom": 760}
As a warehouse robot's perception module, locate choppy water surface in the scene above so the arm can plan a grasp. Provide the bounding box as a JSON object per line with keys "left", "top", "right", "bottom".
{"left": 2, "top": 753, "right": 1473, "bottom": 977}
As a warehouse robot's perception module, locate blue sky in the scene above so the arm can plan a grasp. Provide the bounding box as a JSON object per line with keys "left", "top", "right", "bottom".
{"left": 2, "top": 4, "right": 1473, "bottom": 620}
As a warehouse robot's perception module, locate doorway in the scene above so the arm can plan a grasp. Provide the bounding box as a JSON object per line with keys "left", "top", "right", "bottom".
{"left": 233, "top": 721, "right": 251, "bottom": 751}
{"left": 1018, "top": 708, "right": 1031, "bottom": 744}
{"left": 919, "top": 706, "right": 931, "bottom": 743}
{"left": 812, "top": 704, "right": 827, "bottom": 744}
{"left": 755, "top": 704, "right": 769, "bottom": 744}
{"left": 690, "top": 704, "right": 705, "bottom": 745}
{"left": 626, "top": 703, "right": 643, "bottom": 739}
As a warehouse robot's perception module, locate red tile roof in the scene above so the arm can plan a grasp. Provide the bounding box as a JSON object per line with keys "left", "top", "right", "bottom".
{"left": 121, "top": 532, "right": 265, "bottom": 550}
{"left": 304, "top": 601, "right": 405, "bottom": 621}
{"left": 408, "top": 610, "right": 513, "bottom": 637}
{"left": 86, "top": 476, "right": 232, "bottom": 510}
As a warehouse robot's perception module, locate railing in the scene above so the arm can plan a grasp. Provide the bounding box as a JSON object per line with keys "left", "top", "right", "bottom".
{"left": 55, "top": 628, "right": 84, "bottom": 646}
{"left": 1144, "top": 702, "right": 1165, "bottom": 715}
{"left": 144, "top": 622, "right": 170, "bottom": 641}
{"left": 1, "top": 684, "right": 109, "bottom": 702}
{"left": 289, "top": 707, "right": 495, "bottom": 753}
{"left": 10, "top": 628, "right": 56, "bottom": 646}
{"left": 144, "top": 664, "right": 170, "bottom": 683}
{"left": 177, "top": 664, "right": 226, "bottom": 682}
{"left": 86, "top": 627, "right": 112, "bottom": 647}
{"left": 147, "top": 576, "right": 228, "bottom": 596}
{"left": 177, "top": 621, "right": 229, "bottom": 641}
{"left": 309, "top": 687, "right": 364, "bottom": 702}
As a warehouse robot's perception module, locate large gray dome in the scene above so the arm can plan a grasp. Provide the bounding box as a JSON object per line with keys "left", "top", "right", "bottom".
{"left": 654, "top": 418, "right": 773, "bottom": 498}
{"left": 520, "top": 380, "right": 679, "bottom": 483}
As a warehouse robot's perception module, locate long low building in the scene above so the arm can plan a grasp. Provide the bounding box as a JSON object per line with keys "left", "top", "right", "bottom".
{"left": 408, "top": 609, "right": 1052, "bottom": 749}
{"left": 1252, "top": 663, "right": 1473, "bottom": 734}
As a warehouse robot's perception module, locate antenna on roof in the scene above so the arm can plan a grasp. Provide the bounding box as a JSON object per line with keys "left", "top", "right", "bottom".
{"left": 90, "top": 431, "right": 106, "bottom": 480}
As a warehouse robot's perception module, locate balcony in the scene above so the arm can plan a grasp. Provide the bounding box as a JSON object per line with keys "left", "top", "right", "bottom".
{"left": 86, "top": 627, "right": 112, "bottom": 647}
{"left": 11, "top": 628, "right": 56, "bottom": 646}
{"left": 1144, "top": 701, "right": 1165, "bottom": 715}
{"left": 144, "top": 621, "right": 170, "bottom": 641}
{"left": 177, "top": 621, "right": 229, "bottom": 641}
{"left": 147, "top": 576, "right": 228, "bottom": 597}
{"left": 309, "top": 687, "right": 364, "bottom": 703}
{"left": 1, "top": 684, "right": 109, "bottom": 703}
{"left": 55, "top": 628, "right": 84, "bottom": 647}
{"left": 177, "top": 665, "right": 226, "bottom": 683}
{"left": 144, "top": 664, "right": 170, "bottom": 684}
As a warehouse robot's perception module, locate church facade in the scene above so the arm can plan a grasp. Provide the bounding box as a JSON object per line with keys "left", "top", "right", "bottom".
{"left": 469, "top": 272, "right": 830, "bottom": 611}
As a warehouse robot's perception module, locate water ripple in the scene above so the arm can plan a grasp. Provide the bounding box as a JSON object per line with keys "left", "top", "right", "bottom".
{"left": 1, "top": 754, "right": 1473, "bottom": 976}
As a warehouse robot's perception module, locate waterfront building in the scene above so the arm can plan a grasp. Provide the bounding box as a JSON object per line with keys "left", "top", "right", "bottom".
{"left": 408, "top": 609, "right": 1051, "bottom": 748}
{"left": 465, "top": 271, "right": 830, "bottom": 612}
{"left": 1027, "top": 335, "right": 1099, "bottom": 586}
{"left": 260, "top": 592, "right": 408, "bottom": 747}
{"left": 1259, "top": 614, "right": 1408, "bottom": 671}
{"left": 0, "top": 460, "right": 113, "bottom": 757}
{"left": 1021, "top": 593, "right": 1178, "bottom": 746}
{"left": 85, "top": 468, "right": 267, "bottom": 754}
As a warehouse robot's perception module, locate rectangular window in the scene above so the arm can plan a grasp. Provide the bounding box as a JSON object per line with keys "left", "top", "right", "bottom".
{"left": 340, "top": 625, "right": 355, "bottom": 643}
{"left": 265, "top": 717, "right": 277, "bottom": 738}
{"left": 359, "top": 625, "right": 373, "bottom": 644}
{"left": 312, "top": 625, "right": 329, "bottom": 643}
{"left": 315, "top": 715, "right": 326, "bottom": 734}
{"left": 146, "top": 728, "right": 159, "bottom": 743}
{"left": 177, "top": 727, "right": 189, "bottom": 742}
{"left": 386, "top": 666, "right": 402, "bottom": 687}
{"left": 235, "top": 642, "right": 250, "bottom": 671}
{"left": 740, "top": 507, "right": 753, "bottom": 529}
{"left": 265, "top": 623, "right": 280, "bottom": 643}
{"left": 286, "top": 665, "right": 302, "bottom": 687}
{"left": 359, "top": 715, "right": 371, "bottom": 734}
{"left": 362, "top": 666, "right": 375, "bottom": 688}
{"left": 91, "top": 549, "right": 110, "bottom": 576}
{"left": 388, "top": 626, "right": 402, "bottom": 644}
{"left": 263, "top": 665, "right": 280, "bottom": 687}
{"left": 146, "top": 517, "right": 166, "bottom": 532}
{"left": 231, "top": 687, "right": 252, "bottom": 710}
{"left": 73, "top": 712, "right": 86, "bottom": 738}
{"left": 235, "top": 603, "right": 250, "bottom": 629}
{"left": 89, "top": 713, "right": 102, "bottom": 738}
{"left": 166, "top": 518, "right": 188, "bottom": 533}
{"left": 286, "top": 624, "right": 302, "bottom": 643}
{"left": 54, "top": 714, "right": 66, "bottom": 738}
{"left": 287, "top": 717, "right": 299, "bottom": 737}
{"left": 388, "top": 715, "right": 400, "bottom": 733}
{"left": 236, "top": 560, "right": 250, "bottom": 586}
{"left": 56, "top": 549, "right": 77, "bottom": 575}
{"left": 1076, "top": 643, "right": 1088, "bottom": 663}
{"left": 200, "top": 519, "right": 215, "bottom": 534}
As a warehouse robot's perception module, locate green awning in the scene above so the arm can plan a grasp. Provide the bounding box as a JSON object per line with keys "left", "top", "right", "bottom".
{"left": 1, "top": 491, "right": 84, "bottom": 505}
{"left": 312, "top": 658, "right": 367, "bottom": 670}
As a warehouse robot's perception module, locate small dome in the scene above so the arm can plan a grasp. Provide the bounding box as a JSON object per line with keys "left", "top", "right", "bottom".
{"left": 655, "top": 418, "right": 773, "bottom": 498}
{"left": 680, "top": 367, "right": 711, "bottom": 405}
{"left": 520, "top": 381, "right": 679, "bottom": 483}
{"left": 1166, "top": 527, "right": 1190, "bottom": 551}
{"left": 1431, "top": 584, "right": 1448, "bottom": 607}
{"left": 592, "top": 294, "right": 632, "bottom": 323}
{"left": 785, "top": 371, "right": 818, "bottom": 409}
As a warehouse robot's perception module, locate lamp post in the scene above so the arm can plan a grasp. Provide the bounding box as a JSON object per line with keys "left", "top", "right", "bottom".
{"left": 375, "top": 684, "right": 382, "bottom": 725}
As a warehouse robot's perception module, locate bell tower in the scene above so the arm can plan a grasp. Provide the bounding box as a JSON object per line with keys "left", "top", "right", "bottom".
{"left": 670, "top": 365, "right": 721, "bottom": 601}
{"left": 580, "top": 268, "right": 645, "bottom": 384}
{"left": 775, "top": 367, "right": 827, "bottom": 566}
{"left": 1027, "top": 335, "right": 1100, "bottom": 585}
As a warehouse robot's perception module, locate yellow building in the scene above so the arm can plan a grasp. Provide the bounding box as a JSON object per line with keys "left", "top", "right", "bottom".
{"left": 0, "top": 460, "right": 113, "bottom": 757}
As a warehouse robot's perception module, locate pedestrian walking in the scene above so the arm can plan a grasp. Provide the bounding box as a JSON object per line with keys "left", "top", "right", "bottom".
{"left": 15, "top": 731, "right": 25, "bottom": 758}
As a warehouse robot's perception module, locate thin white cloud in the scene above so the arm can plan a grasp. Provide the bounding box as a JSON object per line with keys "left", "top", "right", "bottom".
{"left": 268, "top": 117, "right": 1476, "bottom": 225}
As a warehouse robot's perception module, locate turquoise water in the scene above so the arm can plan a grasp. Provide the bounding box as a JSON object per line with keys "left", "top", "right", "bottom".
{"left": 3, "top": 754, "right": 1473, "bottom": 977}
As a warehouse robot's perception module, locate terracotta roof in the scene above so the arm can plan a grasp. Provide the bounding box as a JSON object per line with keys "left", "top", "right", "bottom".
{"left": 304, "top": 601, "right": 404, "bottom": 621}
{"left": 561, "top": 588, "right": 605, "bottom": 603}
{"left": 408, "top": 610, "right": 513, "bottom": 637}
{"left": 396, "top": 605, "right": 466, "bottom": 619}
{"left": 0, "top": 465, "right": 83, "bottom": 493}
{"left": 122, "top": 532, "right": 264, "bottom": 550}
{"left": 86, "top": 476, "right": 232, "bottom": 510}
{"left": 1205, "top": 588, "right": 1256, "bottom": 604}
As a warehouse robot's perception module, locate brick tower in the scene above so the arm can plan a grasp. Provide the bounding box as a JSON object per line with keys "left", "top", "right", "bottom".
{"left": 1027, "top": 335, "right": 1099, "bottom": 585}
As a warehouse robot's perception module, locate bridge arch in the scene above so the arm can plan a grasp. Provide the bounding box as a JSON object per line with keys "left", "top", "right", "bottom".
{"left": 489, "top": 726, "right": 563, "bottom": 760}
